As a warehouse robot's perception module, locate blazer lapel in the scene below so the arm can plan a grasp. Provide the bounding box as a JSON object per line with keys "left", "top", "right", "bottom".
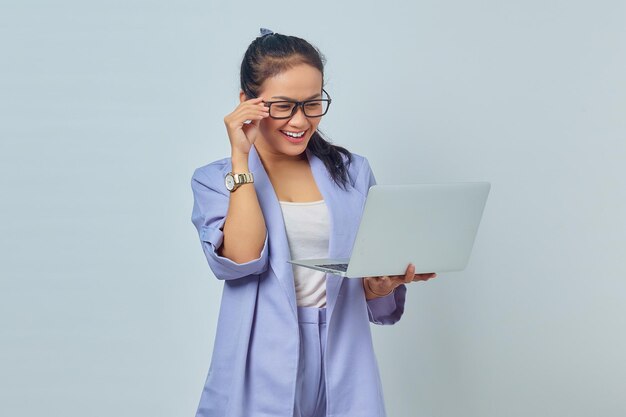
{"left": 248, "top": 145, "right": 363, "bottom": 325}
{"left": 248, "top": 145, "right": 298, "bottom": 320}
{"left": 307, "top": 149, "right": 364, "bottom": 325}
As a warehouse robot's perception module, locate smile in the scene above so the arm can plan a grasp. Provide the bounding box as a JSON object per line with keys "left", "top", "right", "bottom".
{"left": 280, "top": 130, "right": 305, "bottom": 138}
{"left": 280, "top": 130, "right": 307, "bottom": 143}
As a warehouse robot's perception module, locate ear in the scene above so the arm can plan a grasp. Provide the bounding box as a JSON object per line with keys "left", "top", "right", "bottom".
{"left": 239, "top": 90, "right": 247, "bottom": 103}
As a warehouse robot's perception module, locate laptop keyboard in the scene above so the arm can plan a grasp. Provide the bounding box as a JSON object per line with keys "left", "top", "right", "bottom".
{"left": 318, "top": 263, "right": 349, "bottom": 272}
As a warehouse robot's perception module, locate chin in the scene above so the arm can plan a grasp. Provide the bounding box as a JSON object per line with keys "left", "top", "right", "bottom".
{"left": 281, "top": 141, "right": 309, "bottom": 157}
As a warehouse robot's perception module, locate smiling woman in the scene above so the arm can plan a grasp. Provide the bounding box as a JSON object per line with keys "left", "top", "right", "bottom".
{"left": 190, "top": 28, "right": 434, "bottom": 417}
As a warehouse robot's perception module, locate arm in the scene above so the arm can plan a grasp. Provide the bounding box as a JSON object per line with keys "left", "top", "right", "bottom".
{"left": 191, "top": 94, "right": 273, "bottom": 280}
{"left": 190, "top": 153, "right": 269, "bottom": 280}
{"left": 219, "top": 152, "right": 268, "bottom": 264}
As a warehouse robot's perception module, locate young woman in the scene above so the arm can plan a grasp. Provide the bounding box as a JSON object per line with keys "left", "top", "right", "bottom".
{"left": 190, "top": 28, "right": 437, "bottom": 417}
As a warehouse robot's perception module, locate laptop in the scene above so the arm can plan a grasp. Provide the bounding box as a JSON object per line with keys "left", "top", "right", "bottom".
{"left": 287, "top": 182, "right": 491, "bottom": 278}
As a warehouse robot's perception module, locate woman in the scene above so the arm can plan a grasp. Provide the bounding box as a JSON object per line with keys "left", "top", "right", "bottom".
{"left": 190, "top": 28, "right": 437, "bottom": 417}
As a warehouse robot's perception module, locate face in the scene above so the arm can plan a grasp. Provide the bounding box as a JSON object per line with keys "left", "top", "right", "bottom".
{"left": 244, "top": 63, "right": 324, "bottom": 159}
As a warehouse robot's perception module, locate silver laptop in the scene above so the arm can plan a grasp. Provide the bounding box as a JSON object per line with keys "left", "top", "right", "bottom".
{"left": 287, "top": 182, "right": 491, "bottom": 278}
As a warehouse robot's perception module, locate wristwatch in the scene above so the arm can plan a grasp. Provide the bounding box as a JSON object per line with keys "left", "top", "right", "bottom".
{"left": 224, "top": 171, "right": 254, "bottom": 192}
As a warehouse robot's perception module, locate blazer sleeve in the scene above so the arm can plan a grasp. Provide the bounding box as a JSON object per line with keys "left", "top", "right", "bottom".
{"left": 190, "top": 165, "right": 269, "bottom": 280}
{"left": 354, "top": 156, "right": 408, "bottom": 326}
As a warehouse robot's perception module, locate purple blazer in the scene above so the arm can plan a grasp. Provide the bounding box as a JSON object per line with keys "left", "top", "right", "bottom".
{"left": 190, "top": 144, "right": 407, "bottom": 417}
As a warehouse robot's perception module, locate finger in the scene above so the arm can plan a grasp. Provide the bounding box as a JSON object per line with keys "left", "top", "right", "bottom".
{"left": 245, "top": 102, "right": 269, "bottom": 112}
{"left": 245, "top": 99, "right": 268, "bottom": 110}
{"left": 405, "top": 263, "right": 415, "bottom": 283}
{"left": 244, "top": 116, "right": 264, "bottom": 128}
{"left": 248, "top": 110, "right": 270, "bottom": 120}
{"left": 242, "top": 115, "right": 261, "bottom": 128}
{"left": 413, "top": 272, "right": 437, "bottom": 282}
{"left": 239, "top": 104, "right": 269, "bottom": 116}
{"left": 230, "top": 108, "right": 266, "bottom": 125}
{"left": 242, "top": 111, "right": 269, "bottom": 125}
{"left": 236, "top": 99, "right": 267, "bottom": 114}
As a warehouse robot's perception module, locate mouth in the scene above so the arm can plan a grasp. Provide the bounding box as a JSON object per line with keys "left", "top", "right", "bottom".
{"left": 280, "top": 129, "right": 307, "bottom": 143}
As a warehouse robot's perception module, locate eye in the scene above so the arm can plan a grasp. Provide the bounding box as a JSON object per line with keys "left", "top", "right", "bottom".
{"left": 274, "top": 104, "right": 293, "bottom": 110}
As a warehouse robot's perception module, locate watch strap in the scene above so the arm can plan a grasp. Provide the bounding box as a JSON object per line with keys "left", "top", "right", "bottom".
{"left": 232, "top": 172, "right": 254, "bottom": 185}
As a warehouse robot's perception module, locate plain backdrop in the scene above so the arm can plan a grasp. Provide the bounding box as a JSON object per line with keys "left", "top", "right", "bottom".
{"left": 1, "top": 1, "right": 625, "bottom": 416}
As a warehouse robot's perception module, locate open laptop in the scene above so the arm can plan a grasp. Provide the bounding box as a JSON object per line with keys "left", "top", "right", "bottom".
{"left": 287, "top": 182, "right": 491, "bottom": 278}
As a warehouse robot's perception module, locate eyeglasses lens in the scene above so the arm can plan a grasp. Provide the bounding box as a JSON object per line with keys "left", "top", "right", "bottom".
{"left": 269, "top": 100, "right": 329, "bottom": 118}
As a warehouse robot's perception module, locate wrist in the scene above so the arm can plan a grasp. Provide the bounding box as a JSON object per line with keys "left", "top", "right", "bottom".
{"left": 231, "top": 152, "right": 250, "bottom": 171}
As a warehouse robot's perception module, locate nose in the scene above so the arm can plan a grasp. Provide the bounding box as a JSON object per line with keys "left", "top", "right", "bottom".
{"left": 289, "top": 104, "right": 309, "bottom": 125}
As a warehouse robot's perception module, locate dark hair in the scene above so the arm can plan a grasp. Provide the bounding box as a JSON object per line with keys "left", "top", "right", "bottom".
{"left": 240, "top": 31, "right": 353, "bottom": 190}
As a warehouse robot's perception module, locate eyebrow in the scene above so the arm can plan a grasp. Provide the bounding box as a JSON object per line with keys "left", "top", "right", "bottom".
{"left": 270, "top": 93, "right": 322, "bottom": 101}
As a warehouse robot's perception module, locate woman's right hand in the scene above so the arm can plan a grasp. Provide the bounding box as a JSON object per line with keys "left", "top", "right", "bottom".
{"left": 223, "top": 97, "right": 270, "bottom": 155}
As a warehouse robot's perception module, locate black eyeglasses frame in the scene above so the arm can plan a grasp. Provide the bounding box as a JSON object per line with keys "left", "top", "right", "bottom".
{"left": 261, "top": 88, "right": 332, "bottom": 119}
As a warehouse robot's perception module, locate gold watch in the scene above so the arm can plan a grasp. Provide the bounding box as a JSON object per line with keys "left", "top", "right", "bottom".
{"left": 224, "top": 171, "right": 254, "bottom": 192}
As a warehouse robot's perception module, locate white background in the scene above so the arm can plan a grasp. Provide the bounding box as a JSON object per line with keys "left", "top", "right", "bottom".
{"left": 1, "top": 1, "right": 625, "bottom": 416}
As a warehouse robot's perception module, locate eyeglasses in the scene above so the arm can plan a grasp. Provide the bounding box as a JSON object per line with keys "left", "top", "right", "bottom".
{"left": 262, "top": 88, "right": 332, "bottom": 119}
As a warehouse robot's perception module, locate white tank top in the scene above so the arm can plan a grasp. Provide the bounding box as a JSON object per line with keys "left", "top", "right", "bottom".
{"left": 278, "top": 199, "right": 330, "bottom": 308}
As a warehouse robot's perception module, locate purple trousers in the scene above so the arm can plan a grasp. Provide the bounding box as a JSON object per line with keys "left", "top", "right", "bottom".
{"left": 294, "top": 306, "right": 328, "bottom": 417}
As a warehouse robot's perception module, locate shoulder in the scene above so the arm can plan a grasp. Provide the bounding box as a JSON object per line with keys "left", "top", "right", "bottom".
{"left": 343, "top": 151, "right": 373, "bottom": 190}
{"left": 345, "top": 151, "right": 368, "bottom": 174}
{"left": 190, "top": 157, "right": 232, "bottom": 194}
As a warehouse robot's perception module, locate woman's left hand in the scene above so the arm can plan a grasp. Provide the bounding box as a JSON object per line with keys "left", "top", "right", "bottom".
{"left": 363, "top": 263, "right": 437, "bottom": 300}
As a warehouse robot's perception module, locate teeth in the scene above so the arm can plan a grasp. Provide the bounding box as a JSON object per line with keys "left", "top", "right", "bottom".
{"left": 282, "top": 130, "right": 305, "bottom": 138}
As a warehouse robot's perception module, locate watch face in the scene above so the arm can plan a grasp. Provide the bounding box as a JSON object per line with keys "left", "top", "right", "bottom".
{"left": 225, "top": 174, "right": 235, "bottom": 191}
